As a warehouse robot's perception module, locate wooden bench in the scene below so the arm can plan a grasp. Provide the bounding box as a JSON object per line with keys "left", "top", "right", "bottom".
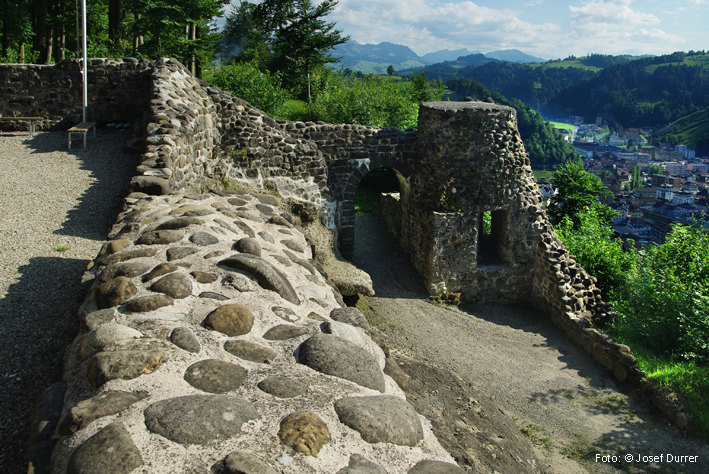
{"left": 67, "top": 122, "right": 96, "bottom": 149}
{"left": 0, "top": 116, "right": 44, "bottom": 136}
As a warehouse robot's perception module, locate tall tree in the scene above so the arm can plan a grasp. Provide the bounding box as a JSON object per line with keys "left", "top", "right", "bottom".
{"left": 549, "top": 162, "right": 616, "bottom": 228}
{"left": 248, "top": 0, "right": 349, "bottom": 96}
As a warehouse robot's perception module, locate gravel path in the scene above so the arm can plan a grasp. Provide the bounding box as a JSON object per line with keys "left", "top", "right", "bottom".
{"left": 0, "top": 130, "right": 137, "bottom": 473}
{"left": 354, "top": 213, "right": 708, "bottom": 474}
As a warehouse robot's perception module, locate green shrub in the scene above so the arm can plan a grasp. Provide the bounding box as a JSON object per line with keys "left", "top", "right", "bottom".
{"left": 556, "top": 208, "right": 636, "bottom": 301}
{"left": 210, "top": 63, "right": 291, "bottom": 117}
{"left": 617, "top": 223, "right": 709, "bottom": 361}
{"left": 309, "top": 74, "right": 420, "bottom": 130}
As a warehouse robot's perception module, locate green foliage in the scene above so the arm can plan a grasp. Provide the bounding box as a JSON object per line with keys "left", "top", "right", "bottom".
{"left": 308, "top": 73, "right": 420, "bottom": 129}
{"left": 387, "top": 65, "right": 395, "bottom": 76}
{"left": 354, "top": 167, "right": 400, "bottom": 214}
{"left": 617, "top": 223, "right": 709, "bottom": 361}
{"left": 210, "top": 62, "right": 291, "bottom": 116}
{"left": 234, "top": 0, "right": 348, "bottom": 97}
{"left": 556, "top": 208, "right": 636, "bottom": 301}
{"left": 549, "top": 162, "right": 617, "bottom": 227}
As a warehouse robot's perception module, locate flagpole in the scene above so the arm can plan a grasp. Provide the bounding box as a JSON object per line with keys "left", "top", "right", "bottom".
{"left": 81, "top": 0, "right": 88, "bottom": 122}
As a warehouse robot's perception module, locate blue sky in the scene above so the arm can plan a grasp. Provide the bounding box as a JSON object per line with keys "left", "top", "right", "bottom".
{"left": 223, "top": 0, "right": 708, "bottom": 60}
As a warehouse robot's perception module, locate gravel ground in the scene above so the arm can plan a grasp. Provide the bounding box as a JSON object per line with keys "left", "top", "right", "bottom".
{"left": 0, "top": 130, "right": 137, "bottom": 473}
{"left": 354, "top": 213, "right": 709, "bottom": 474}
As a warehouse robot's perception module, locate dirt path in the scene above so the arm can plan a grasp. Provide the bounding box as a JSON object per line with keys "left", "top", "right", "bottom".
{"left": 353, "top": 213, "right": 708, "bottom": 474}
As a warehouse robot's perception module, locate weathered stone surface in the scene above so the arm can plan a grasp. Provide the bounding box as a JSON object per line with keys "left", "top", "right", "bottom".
{"left": 191, "top": 270, "right": 218, "bottom": 283}
{"left": 320, "top": 260, "right": 375, "bottom": 297}
{"left": 257, "top": 377, "right": 307, "bottom": 398}
{"left": 322, "top": 321, "right": 365, "bottom": 347}
{"left": 281, "top": 239, "right": 304, "bottom": 253}
{"left": 130, "top": 176, "right": 170, "bottom": 195}
{"left": 384, "top": 358, "right": 410, "bottom": 392}
{"left": 150, "top": 272, "right": 192, "bottom": 299}
{"left": 144, "top": 395, "right": 258, "bottom": 445}
{"left": 224, "top": 340, "right": 276, "bottom": 363}
{"left": 125, "top": 294, "right": 174, "bottom": 313}
{"left": 29, "top": 381, "right": 66, "bottom": 446}
{"left": 270, "top": 255, "right": 292, "bottom": 267}
{"left": 156, "top": 217, "right": 204, "bottom": 230}
{"left": 220, "top": 451, "right": 278, "bottom": 474}
{"left": 95, "top": 276, "right": 138, "bottom": 309}
{"left": 203, "top": 304, "right": 254, "bottom": 336}
{"left": 80, "top": 323, "right": 143, "bottom": 360}
{"left": 330, "top": 307, "right": 370, "bottom": 331}
{"left": 258, "top": 231, "right": 275, "bottom": 243}
{"left": 407, "top": 460, "right": 465, "bottom": 473}
{"left": 170, "top": 327, "right": 201, "bottom": 353}
{"left": 203, "top": 250, "right": 226, "bottom": 259}
{"left": 135, "top": 229, "right": 184, "bottom": 245}
{"left": 233, "top": 220, "right": 256, "bottom": 237}
{"left": 263, "top": 324, "right": 309, "bottom": 340}
{"left": 104, "top": 239, "right": 130, "bottom": 255}
{"left": 142, "top": 262, "right": 178, "bottom": 282}
{"left": 307, "top": 312, "right": 327, "bottom": 321}
{"left": 334, "top": 396, "right": 423, "bottom": 446}
{"left": 256, "top": 203, "right": 276, "bottom": 215}
{"left": 227, "top": 197, "right": 249, "bottom": 206}
{"left": 184, "top": 359, "right": 248, "bottom": 393}
{"left": 278, "top": 411, "right": 329, "bottom": 457}
{"left": 97, "top": 261, "right": 151, "bottom": 285}
{"left": 254, "top": 194, "right": 280, "bottom": 206}
{"left": 220, "top": 255, "right": 300, "bottom": 305}
{"left": 336, "top": 454, "right": 388, "bottom": 474}
{"left": 234, "top": 237, "right": 262, "bottom": 257}
{"left": 86, "top": 350, "right": 166, "bottom": 388}
{"left": 271, "top": 306, "right": 299, "bottom": 323}
{"left": 58, "top": 391, "right": 148, "bottom": 435}
{"left": 190, "top": 231, "right": 219, "bottom": 246}
{"left": 298, "top": 334, "right": 385, "bottom": 392}
{"left": 200, "top": 291, "right": 230, "bottom": 300}
{"left": 101, "top": 248, "right": 157, "bottom": 265}
{"left": 166, "top": 246, "right": 200, "bottom": 261}
{"left": 67, "top": 422, "right": 142, "bottom": 474}
{"left": 267, "top": 216, "right": 293, "bottom": 228}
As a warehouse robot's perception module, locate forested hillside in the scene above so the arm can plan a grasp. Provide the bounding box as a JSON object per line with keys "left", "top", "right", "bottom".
{"left": 550, "top": 51, "right": 709, "bottom": 128}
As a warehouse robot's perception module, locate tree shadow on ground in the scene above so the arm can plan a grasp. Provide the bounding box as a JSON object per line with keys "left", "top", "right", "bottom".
{"left": 0, "top": 256, "right": 89, "bottom": 473}
{"left": 19, "top": 129, "right": 138, "bottom": 241}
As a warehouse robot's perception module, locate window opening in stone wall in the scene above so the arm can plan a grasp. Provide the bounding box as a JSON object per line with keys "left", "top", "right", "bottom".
{"left": 477, "top": 209, "right": 509, "bottom": 266}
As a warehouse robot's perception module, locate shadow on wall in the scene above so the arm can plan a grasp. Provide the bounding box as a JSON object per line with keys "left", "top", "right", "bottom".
{"left": 0, "top": 256, "right": 90, "bottom": 473}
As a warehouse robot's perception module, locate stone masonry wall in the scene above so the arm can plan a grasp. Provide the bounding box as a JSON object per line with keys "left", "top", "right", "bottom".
{"left": 0, "top": 58, "right": 151, "bottom": 130}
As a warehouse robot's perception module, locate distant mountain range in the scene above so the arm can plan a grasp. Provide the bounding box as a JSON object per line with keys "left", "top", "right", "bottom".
{"left": 331, "top": 41, "right": 546, "bottom": 74}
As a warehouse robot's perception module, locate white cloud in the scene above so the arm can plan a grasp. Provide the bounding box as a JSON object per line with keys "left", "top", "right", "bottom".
{"left": 333, "top": 0, "right": 561, "bottom": 55}
{"left": 568, "top": 0, "right": 659, "bottom": 32}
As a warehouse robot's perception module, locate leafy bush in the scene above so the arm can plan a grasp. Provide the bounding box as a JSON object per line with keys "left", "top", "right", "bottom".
{"left": 309, "top": 74, "right": 419, "bottom": 129}
{"left": 210, "top": 63, "right": 291, "bottom": 117}
{"left": 617, "top": 223, "right": 709, "bottom": 361}
{"left": 556, "top": 208, "right": 636, "bottom": 301}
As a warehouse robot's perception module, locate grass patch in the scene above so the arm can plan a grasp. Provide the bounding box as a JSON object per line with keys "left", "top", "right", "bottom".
{"left": 533, "top": 170, "right": 554, "bottom": 179}
{"left": 549, "top": 121, "right": 576, "bottom": 131}
{"left": 611, "top": 336, "right": 709, "bottom": 440}
{"left": 519, "top": 422, "right": 553, "bottom": 451}
{"left": 278, "top": 99, "right": 310, "bottom": 122}
{"left": 52, "top": 245, "right": 70, "bottom": 252}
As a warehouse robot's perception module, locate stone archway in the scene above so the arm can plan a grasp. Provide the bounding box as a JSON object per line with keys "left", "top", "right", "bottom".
{"left": 336, "top": 156, "right": 413, "bottom": 259}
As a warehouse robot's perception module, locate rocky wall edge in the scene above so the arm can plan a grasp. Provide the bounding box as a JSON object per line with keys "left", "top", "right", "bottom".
{"left": 28, "top": 190, "right": 466, "bottom": 474}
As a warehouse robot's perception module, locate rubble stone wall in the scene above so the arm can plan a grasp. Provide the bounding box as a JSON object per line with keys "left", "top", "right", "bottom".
{"left": 0, "top": 58, "right": 151, "bottom": 130}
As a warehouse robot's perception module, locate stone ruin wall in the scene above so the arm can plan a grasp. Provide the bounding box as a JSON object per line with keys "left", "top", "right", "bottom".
{"left": 0, "top": 58, "right": 152, "bottom": 129}
{"left": 2, "top": 59, "right": 689, "bottom": 472}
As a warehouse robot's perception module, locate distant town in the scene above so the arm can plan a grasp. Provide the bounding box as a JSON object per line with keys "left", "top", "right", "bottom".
{"left": 543, "top": 116, "right": 709, "bottom": 247}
